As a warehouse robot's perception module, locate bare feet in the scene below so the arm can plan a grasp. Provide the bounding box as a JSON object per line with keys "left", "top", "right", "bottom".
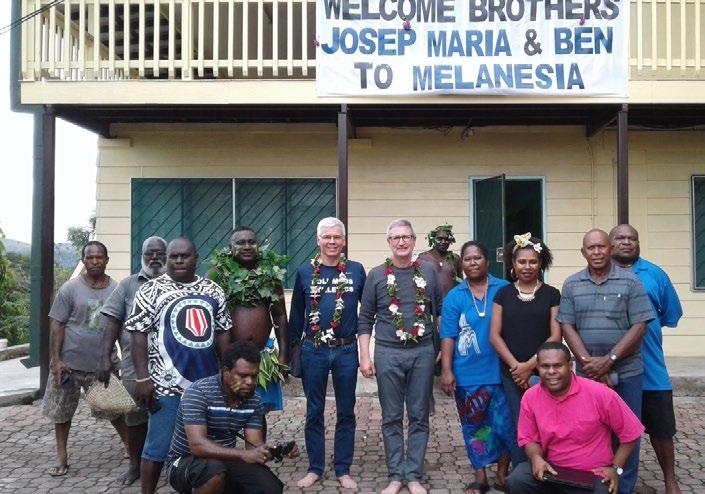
{"left": 381, "top": 480, "right": 403, "bottom": 494}
{"left": 665, "top": 481, "right": 682, "bottom": 494}
{"left": 117, "top": 464, "right": 140, "bottom": 486}
{"left": 407, "top": 481, "right": 428, "bottom": 494}
{"left": 337, "top": 474, "right": 358, "bottom": 489}
{"left": 296, "top": 472, "right": 321, "bottom": 488}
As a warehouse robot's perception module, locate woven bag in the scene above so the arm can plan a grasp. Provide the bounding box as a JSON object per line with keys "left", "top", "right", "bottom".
{"left": 85, "top": 376, "right": 137, "bottom": 416}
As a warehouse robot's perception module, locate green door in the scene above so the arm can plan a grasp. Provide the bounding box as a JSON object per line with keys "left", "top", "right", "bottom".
{"left": 473, "top": 175, "right": 506, "bottom": 278}
{"left": 235, "top": 179, "right": 336, "bottom": 288}
{"left": 131, "top": 179, "right": 233, "bottom": 275}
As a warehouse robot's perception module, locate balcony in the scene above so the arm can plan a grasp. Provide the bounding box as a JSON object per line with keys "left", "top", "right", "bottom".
{"left": 16, "top": 0, "right": 705, "bottom": 105}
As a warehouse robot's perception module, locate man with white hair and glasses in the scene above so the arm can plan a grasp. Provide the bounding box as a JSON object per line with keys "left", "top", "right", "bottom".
{"left": 289, "top": 217, "right": 366, "bottom": 489}
{"left": 358, "top": 219, "right": 443, "bottom": 494}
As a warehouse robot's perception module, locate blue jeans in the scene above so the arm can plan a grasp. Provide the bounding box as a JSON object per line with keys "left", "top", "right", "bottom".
{"left": 301, "top": 339, "right": 358, "bottom": 477}
{"left": 613, "top": 374, "right": 643, "bottom": 494}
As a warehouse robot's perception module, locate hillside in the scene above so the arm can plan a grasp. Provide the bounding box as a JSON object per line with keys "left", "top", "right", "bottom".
{"left": 3, "top": 239, "right": 79, "bottom": 268}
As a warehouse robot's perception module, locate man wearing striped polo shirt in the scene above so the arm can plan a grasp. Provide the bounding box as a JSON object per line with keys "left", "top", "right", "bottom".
{"left": 165, "top": 341, "right": 296, "bottom": 494}
{"left": 558, "top": 229, "right": 654, "bottom": 494}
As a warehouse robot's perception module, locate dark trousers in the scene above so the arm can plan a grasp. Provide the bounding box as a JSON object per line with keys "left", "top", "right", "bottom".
{"left": 301, "top": 339, "right": 358, "bottom": 477}
{"left": 506, "top": 461, "right": 610, "bottom": 494}
{"left": 500, "top": 372, "right": 529, "bottom": 466}
{"left": 611, "top": 374, "right": 643, "bottom": 494}
{"left": 374, "top": 342, "right": 435, "bottom": 482}
{"left": 168, "top": 455, "right": 283, "bottom": 494}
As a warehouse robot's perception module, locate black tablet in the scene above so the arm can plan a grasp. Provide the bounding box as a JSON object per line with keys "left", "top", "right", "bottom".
{"left": 542, "top": 465, "right": 595, "bottom": 490}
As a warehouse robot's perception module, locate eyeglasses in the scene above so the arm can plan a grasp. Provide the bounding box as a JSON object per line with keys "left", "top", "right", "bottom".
{"left": 319, "top": 235, "right": 344, "bottom": 242}
{"left": 388, "top": 235, "right": 415, "bottom": 244}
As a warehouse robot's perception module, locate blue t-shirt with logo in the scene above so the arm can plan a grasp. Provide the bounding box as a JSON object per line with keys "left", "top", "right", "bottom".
{"left": 289, "top": 260, "right": 366, "bottom": 341}
{"left": 125, "top": 274, "right": 231, "bottom": 397}
{"left": 440, "top": 275, "right": 509, "bottom": 386}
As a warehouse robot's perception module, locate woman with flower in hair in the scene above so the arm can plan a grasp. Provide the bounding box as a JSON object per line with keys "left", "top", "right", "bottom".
{"left": 489, "top": 233, "right": 562, "bottom": 467}
{"left": 440, "top": 241, "right": 514, "bottom": 494}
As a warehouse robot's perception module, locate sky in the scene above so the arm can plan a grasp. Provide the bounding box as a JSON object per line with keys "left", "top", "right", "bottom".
{"left": 0, "top": 4, "right": 98, "bottom": 244}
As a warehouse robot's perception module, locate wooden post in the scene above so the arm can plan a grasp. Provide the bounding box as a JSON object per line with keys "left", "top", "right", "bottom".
{"left": 617, "top": 104, "right": 629, "bottom": 224}
{"left": 337, "top": 105, "right": 349, "bottom": 254}
{"left": 24, "top": 106, "right": 56, "bottom": 395}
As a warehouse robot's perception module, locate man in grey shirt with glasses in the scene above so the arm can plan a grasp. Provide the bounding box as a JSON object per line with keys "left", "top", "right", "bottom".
{"left": 358, "top": 219, "right": 442, "bottom": 494}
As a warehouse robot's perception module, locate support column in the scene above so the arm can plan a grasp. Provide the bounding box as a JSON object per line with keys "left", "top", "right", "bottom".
{"left": 23, "top": 106, "right": 56, "bottom": 396}
{"left": 337, "top": 104, "right": 350, "bottom": 253}
{"left": 617, "top": 104, "right": 629, "bottom": 224}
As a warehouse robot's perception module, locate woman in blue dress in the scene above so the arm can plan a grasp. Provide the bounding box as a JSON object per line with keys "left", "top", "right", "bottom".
{"left": 440, "top": 241, "right": 514, "bottom": 494}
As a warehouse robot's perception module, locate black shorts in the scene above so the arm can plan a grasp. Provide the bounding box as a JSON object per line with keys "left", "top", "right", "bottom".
{"left": 642, "top": 390, "right": 677, "bottom": 439}
{"left": 168, "top": 455, "right": 283, "bottom": 494}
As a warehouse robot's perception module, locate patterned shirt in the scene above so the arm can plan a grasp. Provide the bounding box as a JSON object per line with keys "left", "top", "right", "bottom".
{"left": 557, "top": 263, "right": 654, "bottom": 379}
{"left": 124, "top": 274, "right": 231, "bottom": 397}
{"left": 166, "top": 374, "right": 264, "bottom": 471}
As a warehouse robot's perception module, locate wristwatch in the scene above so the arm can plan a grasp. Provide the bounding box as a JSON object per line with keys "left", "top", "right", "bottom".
{"left": 612, "top": 464, "right": 624, "bottom": 476}
{"left": 608, "top": 352, "right": 618, "bottom": 363}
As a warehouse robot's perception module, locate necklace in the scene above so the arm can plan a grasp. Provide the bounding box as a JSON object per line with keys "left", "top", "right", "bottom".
{"left": 469, "top": 278, "right": 488, "bottom": 317}
{"left": 309, "top": 254, "right": 347, "bottom": 345}
{"left": 515, "top": 280, "right": 541, "bottom": 302}
{"left": 385, "top": 258, "right": 427, "bottom": 343}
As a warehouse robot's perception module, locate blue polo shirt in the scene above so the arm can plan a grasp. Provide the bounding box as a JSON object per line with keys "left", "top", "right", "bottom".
{"left": 440, "top": 275, "right": 509, "bottom": 386}
{"left": 629, "top": 258, "right": 683, "bottom": 391}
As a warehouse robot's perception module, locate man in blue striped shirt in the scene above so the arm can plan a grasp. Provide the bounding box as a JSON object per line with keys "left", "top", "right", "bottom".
{"left": 165, "top": 341, "right": 296, "bottom": 493}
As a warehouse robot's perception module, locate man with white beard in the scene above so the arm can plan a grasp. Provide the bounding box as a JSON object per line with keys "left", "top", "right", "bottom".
{"left": 96, "top": 236, "right": 167, "bottom": 486}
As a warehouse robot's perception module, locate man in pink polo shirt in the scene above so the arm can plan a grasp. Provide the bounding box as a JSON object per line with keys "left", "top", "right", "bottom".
{"left": 506, "top": 342, "right": 644, "bottom": 494}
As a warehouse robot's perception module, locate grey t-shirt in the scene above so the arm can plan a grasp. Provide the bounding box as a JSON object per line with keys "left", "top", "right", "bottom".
{"left": 49, "top": 276, "right": 118, "bottom": 372}
{"left": 100, "top": 271, "right": 151, "bottom": 380}
{"left": 358, "top": 261, "right": 442, "bottom": 347}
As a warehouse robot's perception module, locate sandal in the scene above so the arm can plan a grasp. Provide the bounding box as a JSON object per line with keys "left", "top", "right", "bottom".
{"left": 493, "top": 481, "right": 508, "bottom": 492}
{"left": 464, "top": 481, "right": 489, "bottom": 494}
{"left": 48, "top": 464, "right": 69, "bottom": 477}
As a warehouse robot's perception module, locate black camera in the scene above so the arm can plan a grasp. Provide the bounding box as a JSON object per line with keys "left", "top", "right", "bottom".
{"left": 268, "top": 440, "right": 296, "bottom": 463}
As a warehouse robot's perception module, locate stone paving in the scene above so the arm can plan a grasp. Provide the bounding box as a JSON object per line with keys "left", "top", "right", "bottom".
{"left": 1, "top": 394, "right": 703, "bottom": 493}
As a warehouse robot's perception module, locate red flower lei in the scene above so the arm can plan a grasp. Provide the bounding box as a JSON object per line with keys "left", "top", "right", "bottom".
{"left": 309, "top": 254, "right": 347, "bottom": 345}
{"left": 385, "top": 258, "right": 427, "bottom": 344}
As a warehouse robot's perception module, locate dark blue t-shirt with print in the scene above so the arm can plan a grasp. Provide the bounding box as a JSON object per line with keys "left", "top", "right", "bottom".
{"left": 289, "top": 260, "right": 366, "bottom": 341}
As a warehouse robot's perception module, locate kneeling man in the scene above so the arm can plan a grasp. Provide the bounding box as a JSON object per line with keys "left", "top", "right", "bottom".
{"left": 506, "top": 342, "right": 644, "bottom": 494}
{"left": 165, "top": 341, "right": 297, "bottom": 494}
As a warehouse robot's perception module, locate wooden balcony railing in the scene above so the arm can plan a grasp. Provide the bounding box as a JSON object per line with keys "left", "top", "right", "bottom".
{"left": 20, "top": 0, "right": 705, "bottom": 82}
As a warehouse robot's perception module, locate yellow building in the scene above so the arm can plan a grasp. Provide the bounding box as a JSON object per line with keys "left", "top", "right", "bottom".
{"left": 10, "top": 0, "right": 705, "bottom": 380}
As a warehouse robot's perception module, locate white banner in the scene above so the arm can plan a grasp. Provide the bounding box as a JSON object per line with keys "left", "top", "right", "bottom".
{"left": 315, "top": 0, "right": 630, "bottom": 97}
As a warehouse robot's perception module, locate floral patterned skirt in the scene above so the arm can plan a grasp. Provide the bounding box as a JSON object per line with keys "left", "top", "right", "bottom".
{"left": 454, "top": 384, "right": 516, "bottom": 470}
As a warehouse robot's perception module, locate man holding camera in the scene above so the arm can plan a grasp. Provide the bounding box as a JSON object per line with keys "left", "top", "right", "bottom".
{"left": 165, "top": 341, "right": 298, "bottom": 494}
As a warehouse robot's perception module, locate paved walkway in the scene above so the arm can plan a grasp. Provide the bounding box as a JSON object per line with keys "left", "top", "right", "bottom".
{"left": 1, "top": 393, "right": 703, "bottom": 493}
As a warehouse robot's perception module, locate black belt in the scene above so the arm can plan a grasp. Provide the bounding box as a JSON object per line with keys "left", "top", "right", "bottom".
{"left": 305, "top": 335, "right": 356, "bottom": 347}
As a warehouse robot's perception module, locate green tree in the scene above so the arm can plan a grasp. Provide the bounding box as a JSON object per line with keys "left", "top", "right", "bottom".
{"left": 0, "top": 232, "right": 30, "bottom": 345}
{"left": 66, "top": 212, "right": 96, "bottom": 253}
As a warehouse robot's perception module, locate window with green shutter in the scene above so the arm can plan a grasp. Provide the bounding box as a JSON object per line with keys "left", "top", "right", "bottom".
{"left": 131, "top": 178, "right": 336, "bottom": 286}
{"left": 693, "top": 176, "right": 705, "bottom": 290}
{"left": 131, "top": 179, "right": 233, "bottom": 275}
{"left": 235, "top": 179, "right": 336, "bottom": 288}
